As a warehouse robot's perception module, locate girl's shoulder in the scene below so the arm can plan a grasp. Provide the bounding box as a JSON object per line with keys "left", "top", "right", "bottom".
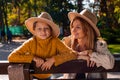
{"left": 23, "top": 37, "right": 35, "bottom": 44}
{"left": 51, "top": 37, "right": 62, "bottom": 43}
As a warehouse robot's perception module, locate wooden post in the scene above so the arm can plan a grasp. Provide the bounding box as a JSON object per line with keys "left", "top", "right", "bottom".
{"left": 8, "top": 64, "right": 25, "bottom": 80}
{"left": 0, "top": 61, "right": 9, "bottom": 74}
{"left": 23, "top": 63, "right": 31, "bottom": 80}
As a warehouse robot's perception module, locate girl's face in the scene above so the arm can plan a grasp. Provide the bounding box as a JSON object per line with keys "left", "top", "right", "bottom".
{"left": 34, "top": 22, "right": 51, "bottom": 39}
{"left": 71, "top": 19, "right": 85, "bottom": 39}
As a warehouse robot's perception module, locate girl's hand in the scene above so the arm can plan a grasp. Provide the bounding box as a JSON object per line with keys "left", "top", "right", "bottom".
{"left": 41, "top": 57, "right": 55, "bottom": 71}
{"left": 33, "top": 57, "right": 44, "bottom": 68}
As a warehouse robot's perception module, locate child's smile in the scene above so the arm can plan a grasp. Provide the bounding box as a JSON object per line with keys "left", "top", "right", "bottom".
{"left": 34, "top": 22, "right": 51, "bottom": 39}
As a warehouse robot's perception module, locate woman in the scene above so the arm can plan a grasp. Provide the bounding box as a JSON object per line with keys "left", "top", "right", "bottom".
{"left": 63, "top": 9, "right": 114, "bottom": 79}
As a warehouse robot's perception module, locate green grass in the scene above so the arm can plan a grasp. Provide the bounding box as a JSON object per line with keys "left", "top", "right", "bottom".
{"left": 108, "top": 44, "right": 120, "bottom": 54}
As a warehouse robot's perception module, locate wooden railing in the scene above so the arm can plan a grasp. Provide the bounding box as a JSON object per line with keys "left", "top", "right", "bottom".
{"left": 0, "top": 54, "right": 120, "bottom": 80}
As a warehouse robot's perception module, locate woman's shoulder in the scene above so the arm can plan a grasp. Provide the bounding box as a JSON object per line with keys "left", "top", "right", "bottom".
{"left": 62, "top": 35, "right": 71, "bottom": 42}
{"left": 62, "top": 36, "right": 71, "bottom": 47}
{"left": 96, "top": 37, "right": 107, "bottom": 46}
{"left": 95, "top": 37, "right": 108, "bottom": 53}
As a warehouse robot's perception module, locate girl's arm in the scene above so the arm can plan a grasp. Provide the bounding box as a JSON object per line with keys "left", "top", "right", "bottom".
{"left": 8, "top": 39, "right": 34, "bottom": 63}
{"left": 53, "top": 38, "right": 77, "bottom": 66}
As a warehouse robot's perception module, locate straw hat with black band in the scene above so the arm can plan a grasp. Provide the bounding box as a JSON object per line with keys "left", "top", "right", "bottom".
{"left": 68, "top": 9, "right": 100, "bottom": 37}
{"left": 25, "top": 12, "right": 60, "bottom": 37}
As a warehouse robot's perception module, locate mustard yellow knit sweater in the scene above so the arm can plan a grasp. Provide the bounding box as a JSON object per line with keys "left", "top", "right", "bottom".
{"left": 8, "top": 36, "right": 77, "bottom": 79}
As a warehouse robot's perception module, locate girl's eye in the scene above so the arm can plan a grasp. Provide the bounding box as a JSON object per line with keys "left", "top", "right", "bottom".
{"left": 76, "top": 26, "right": 81, "bottom": 29}
{"left": 37, "top": 27, "right": 50, "bottom": 31}
{"left": 44, "top": 28, "right": 50, "bottom": 30}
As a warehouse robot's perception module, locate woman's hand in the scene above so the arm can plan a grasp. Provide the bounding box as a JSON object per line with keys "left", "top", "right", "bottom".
{"left": 41, "top": 57, "right": 55, "bottom": 71}
{"left": 77, "top": 51, "right": 88, "bottom": 56}
{"left": 77, "top": 55, "right": 96, "bottom": 67}
{"left": 33, "top": 57, "right": 44, "bottom": 68}
{"left": 77, "top": 55, "right": 90, "bottom": 67}
{"left": 89, "top": 61, "right": 96, "bottom": 67}
{"left": 77, "top": 50, "right": 92, "bottom": 56}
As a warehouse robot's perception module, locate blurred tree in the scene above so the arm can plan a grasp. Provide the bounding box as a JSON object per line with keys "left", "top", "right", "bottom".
{"left": 0, "top": 0, "right": 8, "bottom": 33}
{"left": 43, "top": 0, "right": 76, "bottom": 36}
{"left": 44, "top": 0, "right": 76, "bottom": 29}
{"left": 0, "top": 0, "right": 4, "bottom": 30}
{"left": 7, "top": 0, "right": 46, "bottom": 26}
{"left": 2, "top": 0, "right": 120, "bottom": 41}
{"left": 100, "top": 0, "right": 120, "bottom": 29}
{"left": 77, "top": 0, "right": 83, "bottom": 12}
{"left": 98, "top": 0, "right": 120, "bottom": 43}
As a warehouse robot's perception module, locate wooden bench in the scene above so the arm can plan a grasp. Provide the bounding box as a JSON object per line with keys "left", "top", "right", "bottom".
{"left": 0, "top": 54, "right": 120, "bottom": 80}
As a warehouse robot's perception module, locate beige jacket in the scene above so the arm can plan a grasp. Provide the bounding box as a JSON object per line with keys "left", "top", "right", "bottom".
{"left": 62, "top": 36, "right": 115, "bottom": 70}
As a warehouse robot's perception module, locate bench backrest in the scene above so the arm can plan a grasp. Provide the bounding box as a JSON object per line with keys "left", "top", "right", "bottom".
{"left": 0, "top": 54, "right": 120, "bottom": 80}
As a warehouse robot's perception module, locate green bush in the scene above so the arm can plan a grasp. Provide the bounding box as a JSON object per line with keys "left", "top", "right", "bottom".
{"left": 100, "top": 28, "right": 120, "bottom": 44}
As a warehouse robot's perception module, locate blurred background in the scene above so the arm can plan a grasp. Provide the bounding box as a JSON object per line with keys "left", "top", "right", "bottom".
{"left": 0, "top": 0, "right": 120, "bottom": 54}
{"left": 0, "top": 0, "right": 120, "bottom": 79}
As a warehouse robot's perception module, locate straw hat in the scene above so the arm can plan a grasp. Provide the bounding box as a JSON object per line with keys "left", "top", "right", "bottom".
{"left": 68, "top": 9, "right": 100, "bottom": 37}
{"left": 25, "top": 12, "right": 60, "bottom": 37}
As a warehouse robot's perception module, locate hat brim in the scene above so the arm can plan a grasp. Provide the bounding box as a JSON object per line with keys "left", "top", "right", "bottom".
{"left": 25, "top": 17, "right": 60, "bottom": 37}
{"left": 68, "top": 12, "right": 100, "bottom": 37}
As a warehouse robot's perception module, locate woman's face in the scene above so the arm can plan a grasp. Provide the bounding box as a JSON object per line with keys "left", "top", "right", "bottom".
{"left": 34, "top": 22, "right": 51, "bottom": 39}
{"left": 71, "top": 19, "right": 85, "bottom": 39}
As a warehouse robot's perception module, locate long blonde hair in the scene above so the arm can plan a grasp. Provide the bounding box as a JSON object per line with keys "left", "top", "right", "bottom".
{"left": 70, "top": 17, "right": 97, "bottom": 51}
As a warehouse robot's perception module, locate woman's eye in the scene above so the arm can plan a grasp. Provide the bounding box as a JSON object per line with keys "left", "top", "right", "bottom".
{"left": 38, "top": 28, "right": 42, "bottom": 30}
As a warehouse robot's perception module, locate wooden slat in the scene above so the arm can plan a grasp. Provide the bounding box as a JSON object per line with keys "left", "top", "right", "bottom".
{"left": 113, "top": 54, "right": 120, "bottom": 57}
{"left": 1, "top": 57, "right": 120, "bottom": 74}
{"left": 0, "top": 61, "right": 9, "bottom": 74}
{"left": 0, "top": 54, "right": 120, "bottom": 77}
{"left": 30, "top": 58, "right": 120, "bottom": 74}
{"left": 0, "top": 61, "right": 30, "bottom": 74}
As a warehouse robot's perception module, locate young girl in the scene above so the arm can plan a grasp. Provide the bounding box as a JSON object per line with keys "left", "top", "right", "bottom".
{"left": 8, "top": 12, "right": 77, "bottom": 79}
